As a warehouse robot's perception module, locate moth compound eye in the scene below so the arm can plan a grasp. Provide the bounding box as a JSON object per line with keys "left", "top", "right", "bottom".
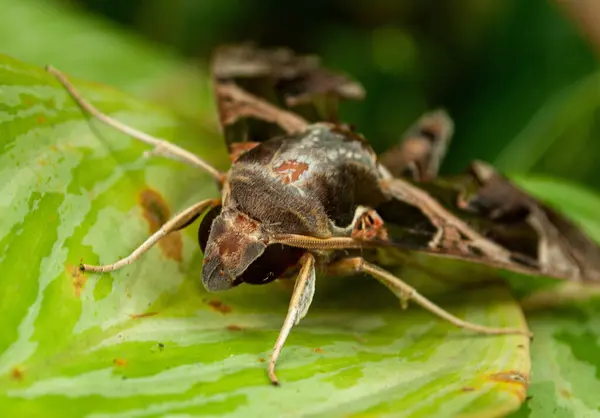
{"left": 198, "top": 205, "right": 222, "bottom": 252}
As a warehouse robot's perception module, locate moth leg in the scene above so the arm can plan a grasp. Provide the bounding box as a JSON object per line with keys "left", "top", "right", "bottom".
{"left": 269, "top": 252, "right": 316, "bottom": 386}
{"left": 351, "top": 208, "right": 389, "bottom": 241}
{"left": 329, "top": 205, "right": 374, "bottom": 237}
{"left": 81, "top": 198, "right": 219, "bottom": 273}
{"left": 379, "top": 110, "right": 454, "bottom": 181}
{"left": 45, "top": 66, "right": 224, "bottom": 183}
{"left": 327, "top": 257, "right": 532, "bottom": 337}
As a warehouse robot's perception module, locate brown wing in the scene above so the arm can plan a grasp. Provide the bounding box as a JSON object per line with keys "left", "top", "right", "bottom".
{"left": 379, "top": 109, "right": 454, "bottom": 181}
{"left": 375, "top": 161, "right": 600, "bottom": 283}
{"left": 211, "top": 44, "right": 365, "bottom": 158}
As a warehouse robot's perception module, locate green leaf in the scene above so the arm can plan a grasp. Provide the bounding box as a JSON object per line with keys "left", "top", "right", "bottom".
{"left": 0, "top": 0, "right": 216, "bottom": 125}
{"left": 506, "top": 177, "right": 600, "bottom": 418}
{"left": 515, "top": 176, "right": 600, "bottom": 242}
{"left": 0, "top": 54, "right": 534, "bottom": 417}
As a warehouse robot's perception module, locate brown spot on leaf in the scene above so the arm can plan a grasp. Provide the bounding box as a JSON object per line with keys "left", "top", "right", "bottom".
{"left": 208, "top": 299, "right": 232, "bottom": 314}
{"left": 461, "top": 387, "right": 476, "bottom": 392}
{"left": 488, "top": 370, "right": 530, "bottom": 402}
{"left": 139, "top": 188, "right": 182, "bottom": 262}
{"left": 37, "top": 115, "right": 47, "bottom": 124}
{"left": 129, "top": 312, "right": 159, "bottom": 320}
{"left": 10, "top": 367, "right": 24, "bottom": 381}
{"left": 273, "top": 160, "right": 309, "bottom": 184}
{"left": 113, "top": 358, "right": 127, "bottom": 367}
{"left": 257, "top": 357, "right": 266, "bottom": 363}
{"left": 67, "top": 264, "right": 87, "bottom": 298}
{"left": 313, "top": 347, "right": 324, "bottom": 353}
{"left": 489, "top": 370, "right": 529, "bottom": 385}
{"left": 560, "top": 388, "right": 572, "bottom": 398}
{"left": 226, "top": 324, "right": 243, "bottom": 331}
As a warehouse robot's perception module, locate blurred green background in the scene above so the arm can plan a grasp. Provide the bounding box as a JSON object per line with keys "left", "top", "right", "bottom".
{"left": 3, "top": 0, "right": 599, "bottom": 188}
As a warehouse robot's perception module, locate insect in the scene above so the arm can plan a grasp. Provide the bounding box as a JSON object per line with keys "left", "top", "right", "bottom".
{"left": 47, "top": 44, "right": 600, "bottom": 385}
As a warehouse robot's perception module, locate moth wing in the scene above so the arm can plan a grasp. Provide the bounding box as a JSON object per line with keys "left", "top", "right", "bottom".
{"left": 211, "top": 44, "right": 365, "bottom": 159}
{"left": 375, "top": 162, "right": 600, "bottom": 283}
{"left": 379, "top": 110, "right": 454, "bottom": 181}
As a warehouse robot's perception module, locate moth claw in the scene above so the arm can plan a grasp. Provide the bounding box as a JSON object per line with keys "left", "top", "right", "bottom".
{"left": 351, "top": 209, "right": 389, "bottom": 241}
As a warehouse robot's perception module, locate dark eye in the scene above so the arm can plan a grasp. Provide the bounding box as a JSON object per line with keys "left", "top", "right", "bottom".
{"left": 198, "top": 205, "right": 222, "bottom": 253}
{"left": 234, "top": 244, "right": 304, "bottom": 286}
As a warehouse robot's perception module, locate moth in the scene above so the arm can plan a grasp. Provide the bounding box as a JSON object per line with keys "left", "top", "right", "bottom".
{"left": 47, "top": 44, "right": 600, "bottom": 385}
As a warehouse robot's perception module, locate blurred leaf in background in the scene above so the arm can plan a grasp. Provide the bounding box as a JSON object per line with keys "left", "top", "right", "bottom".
{"left": 42, "top": 0, "right": 600, "bottom": 188}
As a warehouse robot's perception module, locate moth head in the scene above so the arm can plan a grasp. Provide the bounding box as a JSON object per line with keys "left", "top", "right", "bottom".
{"left": 198, "top": 207, "right": 269, "bottom": 291}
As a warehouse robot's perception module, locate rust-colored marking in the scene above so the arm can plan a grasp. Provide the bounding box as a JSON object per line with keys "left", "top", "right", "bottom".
{"left": 129, "top": 312, "right": 159, "bottom": 320}
{"left": 67, "top": 264, "right": 87, "bottom": 298}
{"left": 10, "top": 367, "right": 24, "bottom": 381}
{"left": 217, "top": 213, "right": 260, "bottom": 256}
{"left": 226, "top": 324, "right": 244, "bottom": 332}
{"left": 257, "top": 357, "right": 266, "bottom": 363}
{"left": 139, "top": 188, "right": 182, "bottom": 262}
{"left": 313, "top": 347, "right": 325, "bottom": 354}
{"left": 208, "top": 299, "right": 232, "bottom": 314}
{"left": 517, "top": 344, "right": 525, "bottom": 349}
{"left": 113, "top": 358, "right": 128, "bottom": 367}
{"left": 235, "top": 213, "right": 259, "bottom": 233}
{"left": 461, "top": 386, "right": 476, "bottom": 392}
{"left": 36, "top": 115, "right": 47, "bottom": 124}
{"left": 273, "top": 160, "right": 309, "bottom": 184}
{"left": 230, "top": 142, "right": 260, "bottom": 162}
{"left": 488, "top": 370, "right": 530, "bottom": 402}
{"left": 219, "top": 233, "right": 244, "bottom": 256}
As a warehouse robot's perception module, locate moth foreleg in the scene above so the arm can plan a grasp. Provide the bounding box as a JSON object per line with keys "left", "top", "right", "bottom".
{"left": 45, "top": 66, "right": 224, "bottom": 183}
{"left": 268, "top": 252, "right": 316, "bottom": 386}
{"left": 330, "top": 205, "right": 387, "bottom": 240}
{"left": 351, "top": 208, "right": 388, "bottom": 241}
{"left": 327, "top": 257, "right": 532, "bottom": 337}
{"left": 81, "top": 198, "right": 219, "bottom": 273}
